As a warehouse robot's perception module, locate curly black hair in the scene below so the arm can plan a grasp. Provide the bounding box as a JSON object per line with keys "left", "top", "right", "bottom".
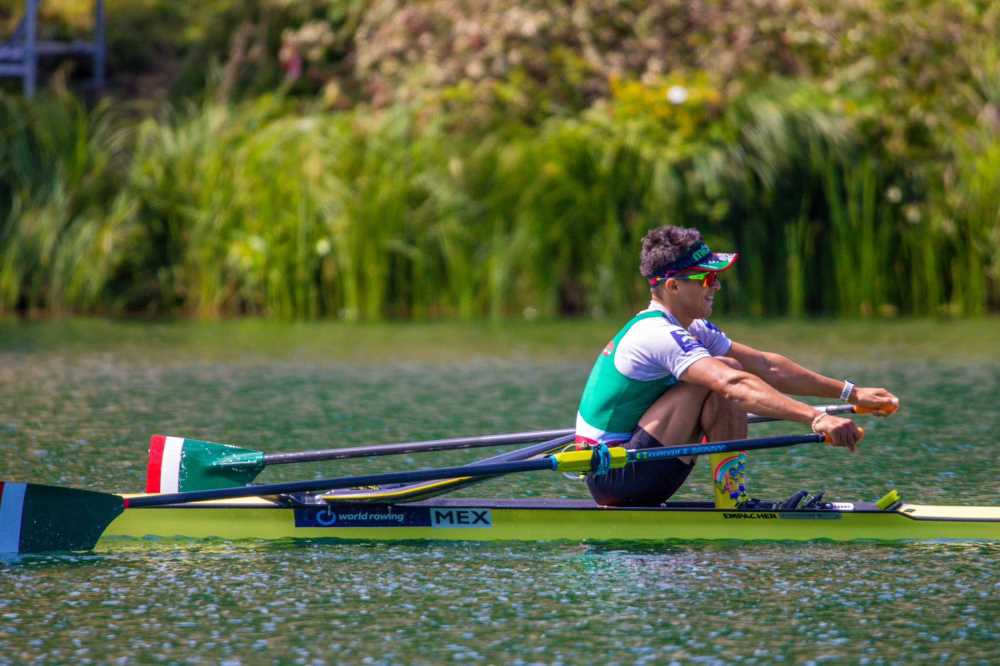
{"left": 639, "top": 226, "right": 703, "bottom": 278}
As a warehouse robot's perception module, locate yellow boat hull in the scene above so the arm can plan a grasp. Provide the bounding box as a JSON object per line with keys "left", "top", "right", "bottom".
{"left": 101, "top": 498, "right": 1000, "bottom": 543}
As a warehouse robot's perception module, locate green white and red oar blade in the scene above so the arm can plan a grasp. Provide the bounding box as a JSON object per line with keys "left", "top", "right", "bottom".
{"left": 0, "top": 482, "right": 123, "bottom": 554}
{"left": 146, "top": 435, "right": 264, "bottom": 493}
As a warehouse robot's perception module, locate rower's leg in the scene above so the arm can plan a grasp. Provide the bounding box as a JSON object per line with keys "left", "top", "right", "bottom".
{"left": 699, "top": 357, "right": 749, "bottom": 507}
{"left": 586, "top": 381, "right": 710, "bottom": 507}
{"left": 637, "top": 356, "right": 748, "bottom": 460}
{"left": 587, "top": 357, "right": 748, "bottom": 507}
{"left": 635, "top": 380, "right": 710, "bottom": 464}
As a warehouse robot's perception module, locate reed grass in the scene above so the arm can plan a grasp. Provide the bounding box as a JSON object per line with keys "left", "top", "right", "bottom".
{"left": 0, "top": 82, "right": 996, "bottom": 319}
{"left": 946, "top": 133, "right": 1000, "bottom": 316}
{"left": 0, "top": 94, "right": 133, "bottom": 313}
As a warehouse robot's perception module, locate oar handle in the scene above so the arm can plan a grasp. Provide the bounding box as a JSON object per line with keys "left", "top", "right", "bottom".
{"left": 853, "top": 404, "right": 898, "bottom": 416}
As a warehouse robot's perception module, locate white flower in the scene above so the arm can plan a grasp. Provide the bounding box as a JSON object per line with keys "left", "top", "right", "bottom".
{"left": 666, "top": 86, "right": 688, "bottom": 105}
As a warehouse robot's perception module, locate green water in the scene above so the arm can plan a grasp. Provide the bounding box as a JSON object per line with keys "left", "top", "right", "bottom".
{"left": 2, "top": 319, "right": 999, "bottom": 664}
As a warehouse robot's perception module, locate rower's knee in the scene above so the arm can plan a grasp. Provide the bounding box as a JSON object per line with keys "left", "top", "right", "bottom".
{"left": 701, "top": 388, "right": 746, "bottom": 430}
{"left": 637, "top": 379, "right": 710, "bottom": 442}
{"left": 645, "top": 379, "right": 709, "bottom": 415}
{"left": 701, "top": 391, "right": 740, "bottom": 416}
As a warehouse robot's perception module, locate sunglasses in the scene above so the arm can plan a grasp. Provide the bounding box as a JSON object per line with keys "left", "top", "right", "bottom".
{"left": 673, "top": 271, "right": 720, "bottom": 288}
{"left": 649, "top": 270, "right": 722, "bottom": 289}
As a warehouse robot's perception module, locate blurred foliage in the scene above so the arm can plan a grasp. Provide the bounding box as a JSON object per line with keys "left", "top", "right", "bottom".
{"left": 2, "top": 81, "right": 996, "bottom": 319}
{"left": 0, "top": 94, "right": 138, "bottom": 313}
{"left": 2, "top": 0, "right": 305, "bottom": 101}
{"left": 0, "top": 0, "right": 997, "bottom": 318}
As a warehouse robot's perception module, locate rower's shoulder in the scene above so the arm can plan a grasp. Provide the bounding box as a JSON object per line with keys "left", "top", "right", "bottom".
{"left": 628, "top": 309, "right": 683, "bottom": 333}
{"left": 690, "top": 318, "right": 727, "bottom": 335}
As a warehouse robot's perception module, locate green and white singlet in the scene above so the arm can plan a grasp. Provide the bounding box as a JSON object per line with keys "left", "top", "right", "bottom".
{"left": 575, "top": 301, "right": 732, "bottom": 444}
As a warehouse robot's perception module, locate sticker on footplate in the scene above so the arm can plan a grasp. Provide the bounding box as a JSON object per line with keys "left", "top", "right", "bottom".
{"left": 295, "top": 505, "right": 493, "bottom": 528}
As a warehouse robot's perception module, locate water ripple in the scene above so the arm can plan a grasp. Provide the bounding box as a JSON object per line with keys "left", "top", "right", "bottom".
{"left": 1, "top": 333, "right": 999, "bottom": 663}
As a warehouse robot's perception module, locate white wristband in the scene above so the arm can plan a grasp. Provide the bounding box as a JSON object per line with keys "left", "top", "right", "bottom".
{"left": 839, "top": 380, "right": 855, "bottom": 402}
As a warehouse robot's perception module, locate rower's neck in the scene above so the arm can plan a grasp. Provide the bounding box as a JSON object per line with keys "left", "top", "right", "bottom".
{"left": 650, "top": 293, "right": 694, "bottom": 329}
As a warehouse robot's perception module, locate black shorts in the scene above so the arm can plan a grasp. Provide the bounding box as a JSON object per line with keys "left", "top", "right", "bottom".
{"left": 585, "top": 429, "right": 695, "bottom": 507}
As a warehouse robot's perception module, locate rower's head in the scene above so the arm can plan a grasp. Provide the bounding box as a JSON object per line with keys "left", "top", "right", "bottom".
{"left": 641, "top": 226, "right": 738, "bottom": 322}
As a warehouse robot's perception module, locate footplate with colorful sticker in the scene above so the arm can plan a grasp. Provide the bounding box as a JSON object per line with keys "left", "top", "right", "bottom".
{"left": 710, "top": 451, "right": 748, "bottom": 508}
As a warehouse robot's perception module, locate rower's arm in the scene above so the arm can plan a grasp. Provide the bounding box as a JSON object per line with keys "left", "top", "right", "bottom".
{"left": 726, "top": 342, "right": 846, "bottom": 400}
{"left": 681, "top": 356, "right": 818, "bottom": 425}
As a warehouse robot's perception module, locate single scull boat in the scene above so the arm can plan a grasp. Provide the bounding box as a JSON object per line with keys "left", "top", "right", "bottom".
{"left": 99, "top": 494, "right": 1000, "bottom": 543}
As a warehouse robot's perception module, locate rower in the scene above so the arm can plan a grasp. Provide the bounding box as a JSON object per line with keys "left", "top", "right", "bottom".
{"left": 574, "top": 225, "right": 900, "bottom": 508}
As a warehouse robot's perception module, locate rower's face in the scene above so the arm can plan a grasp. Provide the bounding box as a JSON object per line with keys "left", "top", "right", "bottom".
{"left": 670, "top": 276, "right": 722, "bottom": 318}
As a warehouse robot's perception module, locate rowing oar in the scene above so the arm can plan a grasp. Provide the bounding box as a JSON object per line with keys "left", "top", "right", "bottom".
{"left": 2, "top": 430, "right": 851, "bottom": 555}
{"left": 147, "top": 403, "right": 865, "bottom": 493}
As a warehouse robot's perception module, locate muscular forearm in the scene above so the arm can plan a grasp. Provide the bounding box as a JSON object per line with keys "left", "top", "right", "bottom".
{"left": 748, "top": 351, "right": 846, "bottom": 400}
{"left": 716, "top": 371, "right": 821, "bottom": 425}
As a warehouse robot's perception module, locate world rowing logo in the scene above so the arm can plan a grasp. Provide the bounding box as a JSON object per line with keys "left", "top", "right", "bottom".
{"left": 314, "top": 507, "right": 337, "bottom": 526}
{"left": 307, "top": 507, "right": 408, "bottom": 527}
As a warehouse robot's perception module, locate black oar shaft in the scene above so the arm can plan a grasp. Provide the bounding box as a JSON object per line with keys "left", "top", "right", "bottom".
{"left": 127, "top": 457, "right": 557, "bottom": 508}
{"left": 747, "top": 403, "right": 853, "bottom": 424}
{"left": 631, "top": 433, "right": 825, "bottom": 462}
{"left": 262, "top": 429, "right": 573, "bottom": 465}
{"left": 260, "top": 405, "right": 855, "bottom": 466}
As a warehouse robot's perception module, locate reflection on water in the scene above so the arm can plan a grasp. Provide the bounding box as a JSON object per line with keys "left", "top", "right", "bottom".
{"left": 1, "top": 322, "right": 999, "bottom": 663}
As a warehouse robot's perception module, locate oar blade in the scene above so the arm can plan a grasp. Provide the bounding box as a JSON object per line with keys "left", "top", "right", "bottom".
{"left": 147, "top": 435, "right": 264, "bottom": 493}
{"left": 0, "top": 482, "right": 123, "bottom": 554}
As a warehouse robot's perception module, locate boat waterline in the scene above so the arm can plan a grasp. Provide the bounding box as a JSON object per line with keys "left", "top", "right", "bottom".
{"left": 101, "top": 497, "right": 1000, "bottom": 544}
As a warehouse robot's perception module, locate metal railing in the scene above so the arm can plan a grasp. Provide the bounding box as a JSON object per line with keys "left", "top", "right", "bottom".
{"left": 0, "top": 0, "right": 106, "bottom": 97}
